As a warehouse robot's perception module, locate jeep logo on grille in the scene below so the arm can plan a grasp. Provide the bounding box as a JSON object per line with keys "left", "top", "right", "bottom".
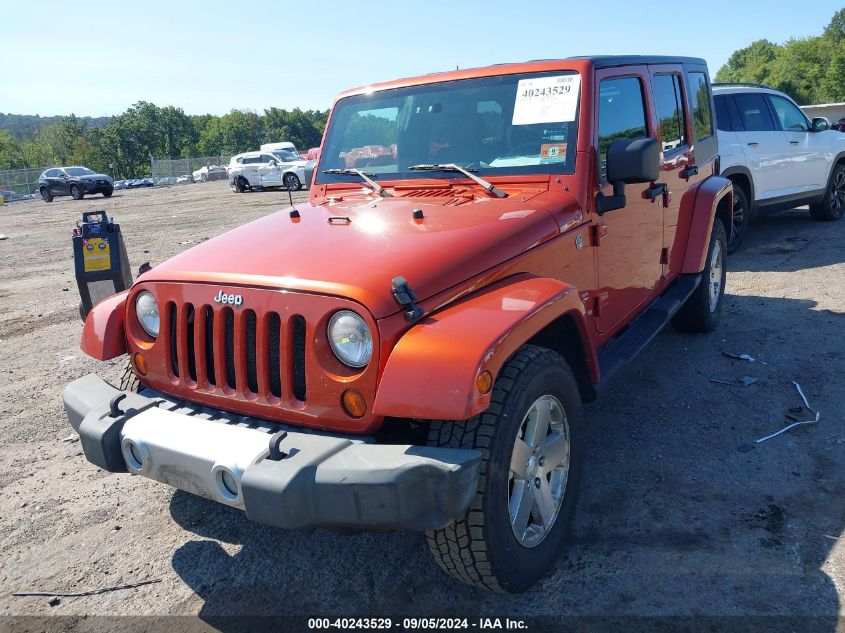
{"left": 213, "top": 290, "right": 243, "bottom": 307}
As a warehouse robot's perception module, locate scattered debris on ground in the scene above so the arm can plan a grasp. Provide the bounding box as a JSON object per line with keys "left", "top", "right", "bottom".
{"left": 756, "top": 382, "right": 821, "bottom": 444}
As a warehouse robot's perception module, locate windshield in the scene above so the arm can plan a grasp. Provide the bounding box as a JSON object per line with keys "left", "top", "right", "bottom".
{"left": 65, "top": 167, "right": 96, "bottom": 176}
{"left": 318, "top": 71, "right": 580, "bottom": 185}
{"left": 272, "top": 150, "right": 300, "bottom": 162}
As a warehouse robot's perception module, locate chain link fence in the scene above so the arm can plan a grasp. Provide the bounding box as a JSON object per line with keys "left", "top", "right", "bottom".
{"left": 151, "top": 155, "right": 231, "bottom": 179}
{"left": 0, "top": 167, "right": 43, "bottom": 202}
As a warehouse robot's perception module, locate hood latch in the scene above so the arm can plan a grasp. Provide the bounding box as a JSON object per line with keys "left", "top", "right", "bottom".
{"left": 391, "top": 276, "right": 424, "bottom": 323}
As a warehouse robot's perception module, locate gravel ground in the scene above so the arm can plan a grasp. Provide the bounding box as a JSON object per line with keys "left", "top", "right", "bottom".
{"left": 0, "top": 182, "right": 843, "bottom": 630}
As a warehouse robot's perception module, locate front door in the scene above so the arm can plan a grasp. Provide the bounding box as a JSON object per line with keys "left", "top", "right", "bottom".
{"left": 767, "top": 94, "right": 828, "bottom": 194}
{"left": 258, "top": 154, "right": 282, "bottom": 187}
{"left": 51, "top": 169, "right": 70, "bottom": 195}
{"left": 594, "top": 69, "right": 664, "bottom": 334}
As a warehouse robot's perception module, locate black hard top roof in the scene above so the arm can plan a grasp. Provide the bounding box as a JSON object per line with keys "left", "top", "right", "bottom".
{"left": 565, "top": 55, "right": 708, "bottom": 68}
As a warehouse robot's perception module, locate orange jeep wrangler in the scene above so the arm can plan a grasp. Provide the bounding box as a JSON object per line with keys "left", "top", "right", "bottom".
{"left": 65, "top": 56, "right": 732, "bottom": 592}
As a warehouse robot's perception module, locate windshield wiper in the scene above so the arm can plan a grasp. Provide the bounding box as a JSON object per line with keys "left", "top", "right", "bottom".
{"left": 408, "top": 164, "right": 507, "bottom": 198}
{"left": 322, "top": 168, "right": 392, "bottom": 197}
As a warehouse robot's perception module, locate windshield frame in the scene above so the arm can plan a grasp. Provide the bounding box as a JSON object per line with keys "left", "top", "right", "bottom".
{"left": 317, "top": 70, "right": 581, "bottom": 186}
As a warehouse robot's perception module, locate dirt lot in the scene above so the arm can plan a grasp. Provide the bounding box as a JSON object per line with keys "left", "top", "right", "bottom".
{"left": 0, "top": 181, "right": 843, "bottom": 629}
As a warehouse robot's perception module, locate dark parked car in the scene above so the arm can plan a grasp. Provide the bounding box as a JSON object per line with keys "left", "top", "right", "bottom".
{"left": 38, "top": 166, "right": 113, "bottom": 202}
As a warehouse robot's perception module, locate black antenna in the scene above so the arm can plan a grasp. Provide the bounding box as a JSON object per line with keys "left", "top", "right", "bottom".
{"left": 287, "top": 186, "right": 294, "bottom": 207}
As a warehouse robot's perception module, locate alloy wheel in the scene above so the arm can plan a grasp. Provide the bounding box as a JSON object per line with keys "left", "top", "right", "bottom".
{"left": 508, "top": 394, "right": 570, "bottom": 548}
{"left": 708, "top": 239, "right": 724, "bottom": 312}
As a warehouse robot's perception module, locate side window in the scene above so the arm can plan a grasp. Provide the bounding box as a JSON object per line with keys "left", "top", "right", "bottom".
{"left": 686, "top": 72, "right": 714, "bottom": 140}
{"left": 261, "top": 154, "right": 277, "bottom": 163}
{"left": 243, "top": 156, "right": 260, "bottom": 164}
{"left": 652, "top": 74, "right": 687, "bottom": 152}
{"left": 769, "top": 95, "right": 809, "bottom": 132}
{"left": 732, "top": 94, "right": 776, "bottom": 132}
{"left": 598, "top": 76, "right": 648, "bottom": 181}
{"left": 714, "top": 95, "right": 733, "bottom": 131}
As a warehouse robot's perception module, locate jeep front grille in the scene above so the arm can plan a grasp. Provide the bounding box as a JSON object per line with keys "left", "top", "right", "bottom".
{"left": 167, "top": 301, "right": 307, "bottom": 402}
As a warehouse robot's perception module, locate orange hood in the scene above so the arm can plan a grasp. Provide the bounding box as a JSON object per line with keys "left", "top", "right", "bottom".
{"left": 139, "top": 190, "right": 580, "bottom": 318}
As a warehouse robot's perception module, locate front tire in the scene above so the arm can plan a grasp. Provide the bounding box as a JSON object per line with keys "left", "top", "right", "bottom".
{"left": 40, "top": 187, "right": 53, "bottom": 202}
{"left": 426, "top": 345, "right": 583, "bottom": 592}
{"left": 283, "top": 173, "right": 301, "bottom": 191}
{"left": 70, "top": 184, "right": 83, "bottom": 200}
{"left": 810, "top": 163, "right": 845, "bottom": 221}
{"left": 103, "top": 188, "right": 113, "bottom": 198}
{"left": 672, "top": 218, "right": 727, "bottom": 333}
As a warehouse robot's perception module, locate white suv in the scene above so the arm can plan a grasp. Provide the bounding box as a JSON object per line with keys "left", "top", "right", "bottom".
{"left": 228, "top": 150, "right": 306, "bottom": 193}
{"left": 713, "top": 83, "right": 845, "bottom": 249}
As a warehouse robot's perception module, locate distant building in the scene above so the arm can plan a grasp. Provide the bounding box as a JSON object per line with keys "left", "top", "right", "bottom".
{"left": 801, "top": 102, "right": 845, "bottom": 124}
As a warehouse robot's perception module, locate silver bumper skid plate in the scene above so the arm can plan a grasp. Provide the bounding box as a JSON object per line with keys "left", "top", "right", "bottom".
{"left": 63, "top": 374, "right": 481, "bottom": 531}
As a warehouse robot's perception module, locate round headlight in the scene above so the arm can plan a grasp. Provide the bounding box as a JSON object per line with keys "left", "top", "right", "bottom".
{"left": 135, "top": 291, "right": 160, "bottom": 338}
{"left": 327, "top": 310, "right": 372, "bottom": 368}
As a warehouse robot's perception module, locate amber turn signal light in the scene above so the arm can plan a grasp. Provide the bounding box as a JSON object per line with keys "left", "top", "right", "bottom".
{"left": 476, "top": 370, "right": 493, "bottom": 394}
{"left": 133, "top": 352, "right": 148, "bottom": 376}
{"left": 341, "top": 389, "right": 367, "bottom": 418}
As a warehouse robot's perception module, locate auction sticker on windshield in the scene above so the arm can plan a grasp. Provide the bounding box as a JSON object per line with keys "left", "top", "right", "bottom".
{"left": 512, "top": 75, "right": 580, "bottom": 125}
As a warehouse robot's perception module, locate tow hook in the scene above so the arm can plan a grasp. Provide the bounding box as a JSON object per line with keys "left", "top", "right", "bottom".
{"left": 268, "top": 430, "right": 289, "bottom": 461}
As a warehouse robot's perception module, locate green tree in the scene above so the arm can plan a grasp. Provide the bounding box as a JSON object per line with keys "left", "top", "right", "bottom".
{"left": 0, "top": 130, "right": 24, "bottom": 169}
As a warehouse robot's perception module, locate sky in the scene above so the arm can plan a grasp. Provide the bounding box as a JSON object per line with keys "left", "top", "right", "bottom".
{"left": 1, "top": 0, "right": 842, "bottom": 117}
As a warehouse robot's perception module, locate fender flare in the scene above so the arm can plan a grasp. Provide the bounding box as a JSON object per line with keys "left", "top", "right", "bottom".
{"left": 681, "top": 175, "right": 732, "bottom": 274}
{"left": 80, "top": 291, "right": 128, "bottom": 360}
{"left": 372, "top": 275, "right": 593, "bottom": 421}
{"left": 720, "top": 165, "right": 755, "bottom": 203}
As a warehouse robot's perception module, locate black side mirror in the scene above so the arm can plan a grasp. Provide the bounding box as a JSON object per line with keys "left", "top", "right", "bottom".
{"left": 596, "top": 137, "right": 660, "bottom": 214}
{"left": 304, "top": 159, "right": 317, "bottom": 189}
{"left": 811, "top": 117, "right": 830, "bottom": 132}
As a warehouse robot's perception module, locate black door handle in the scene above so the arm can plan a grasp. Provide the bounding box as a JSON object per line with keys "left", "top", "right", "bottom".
{"left": 680, "top": 164, "right": 699, "bottom": 180}
{"left": 644, "top": 183, "right": 668, "bottom": 200}
{"left": 789, "top": 140, "right": 799, "bottom": 145}
{"left": 747, "top": 142, "right": 759, "bottom": 147}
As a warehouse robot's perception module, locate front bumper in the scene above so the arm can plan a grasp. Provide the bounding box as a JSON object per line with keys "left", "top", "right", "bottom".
{"left": 63, "top": 374, "right": 481, "bottom": 531}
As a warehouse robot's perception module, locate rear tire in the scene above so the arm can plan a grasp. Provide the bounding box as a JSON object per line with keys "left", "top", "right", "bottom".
{"left": 70, "top": 184, "right": 83, "bottom": 200}
{"left": 425, "top": 345, "right": 583, "bottom": 592}
{"left": 234, "top": 176, "right": 247, "bottom": 193}
{"left": 40, "top": 187, "right": 53, "bottom": 202}
{"left": 672, "top": 218, "right": 727, "bottom": 333}
{"left": 810, "top": 163, "right": 845, "bottom": 221}
{"left": 727, "top": 186, "right": 749, "bottom": 253}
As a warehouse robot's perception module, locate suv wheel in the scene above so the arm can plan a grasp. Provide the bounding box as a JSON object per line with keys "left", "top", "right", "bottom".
{"left": 727, "top": 186, "right": 749, "bottom": 253}
{"left": 810, "top": 163, "right": 845, "bottom": 221}
{"left": 283, "top": 173, "right": 301, "bottom": 191}
{"left": 70, "top": 184, "right": 84, "bottom": 200}
{"left": 40, "top": 187, "right": 53, "bottom": 202}
{"left": 425, "top": 345, "right": 583, "bottom": 592}
{"left": 103, "top": 188, "right": 113, "bottom": 198}
{"left": 233, "top": 176, "right": 248, "bottom": 193}
{"left": 672, "top": 218, "right": 727, "bottom": 333}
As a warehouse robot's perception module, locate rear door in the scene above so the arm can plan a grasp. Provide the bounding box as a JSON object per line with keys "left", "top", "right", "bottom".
{"left": 767, "top": 93, "right": 828, "bottom": 193}
{"left": 731, "top": 92, "right": 789, "bottom": 200}
{"left": 647, "top": 64, "right": 707, "bottom": 283}
{"left": 594, "top": 68, "right": 664, "bottom": 334}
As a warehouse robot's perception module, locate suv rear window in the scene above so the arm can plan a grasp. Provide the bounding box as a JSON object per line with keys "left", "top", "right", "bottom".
{"left": 597, "top": 76, "right": 648, "bottom": 181}
{"left": 732, "top": 93, "right": 776, "bottom": 132}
